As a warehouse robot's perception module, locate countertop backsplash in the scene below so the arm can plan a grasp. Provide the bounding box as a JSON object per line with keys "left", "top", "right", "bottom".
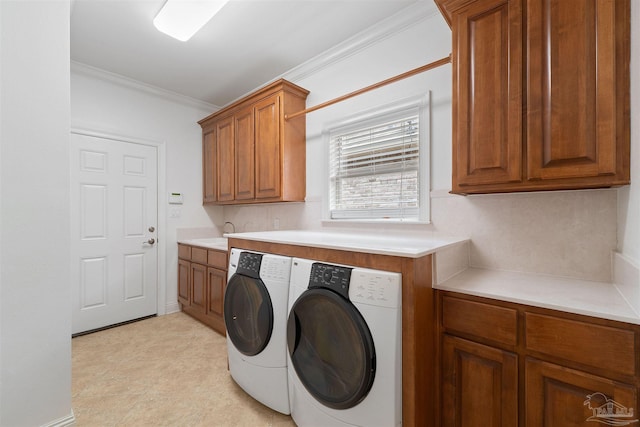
{"left": 220, "top": 189, "right": 617, "bottom": 283}
{"left": 176, "top": 227, "right": 223, "bottom": 241}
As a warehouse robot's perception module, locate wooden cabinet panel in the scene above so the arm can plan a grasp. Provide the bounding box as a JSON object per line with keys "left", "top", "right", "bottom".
{"left": 207, "top": 250, "right": 227, "bottom": 269}
{"left": 178, "top": 244, "right": 191, "bottom": 260}
{"left": 525, "top": 358, "right": 638, "bottom": 427}
{"left": 178, "top": 259, "right": 190, "bottom": 306}
{"left": 452, "top": 0, "right": 523, "bottom": 190}
{"left": 216, "top": 116, "right": 235, "bottom": 202}
{"left": 526, "top": 0, "right": 624, "bottom": 182}
{"left": 207, "top": 267, "right": 226, "bottom": 317}
{"left": 191, "top": 247, "right": 207, "bottom": 264}
{"left": 234, "top": 107, "right": 255, "bottom": 200}
{"left": 525, "top": 312, "right": 636, "bottom": 377}
{"left": 442, "top": 295, "right": 517, "bottom": 347}
{"left": 442, "top": 335, "right": 518, "bottom": 427}
{"left": 202, "top": 129, "right": 216, "bottom": 203}
{"left": 254, "top": 94, "right": 281, "bottom": 200}
{"left": 190, "top": 262, "right": 207, "bottom": 314}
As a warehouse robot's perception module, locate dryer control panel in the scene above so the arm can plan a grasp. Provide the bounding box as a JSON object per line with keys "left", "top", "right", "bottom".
{"left": 309, "top": 263, "right": 353, "bottom": 299}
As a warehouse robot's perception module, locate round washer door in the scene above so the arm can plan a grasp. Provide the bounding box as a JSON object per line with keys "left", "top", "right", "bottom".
{"left": 224, "top": 273, "right": 273, "bottom": 356}
{"left": 287, "top": 288, "right": 376, "bottom": 410}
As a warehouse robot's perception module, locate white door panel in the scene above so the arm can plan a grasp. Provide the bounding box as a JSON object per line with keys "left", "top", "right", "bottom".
{"left": 71, "top": 133, "right": 158, "bottom": 334}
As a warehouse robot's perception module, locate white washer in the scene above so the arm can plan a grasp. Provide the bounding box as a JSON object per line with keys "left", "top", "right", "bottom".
{"left": 225, "top": 248, "right": 292, "bottom": 414}
{"left": 286, "top": 258, "right": 402, "bottom": 427}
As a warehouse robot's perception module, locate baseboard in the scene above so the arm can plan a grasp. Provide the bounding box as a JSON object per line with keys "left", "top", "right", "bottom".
{"left": 165, "top": 301, "right": 181, "bottom": 314}
{"left": 41, "top": 411, "right": 75, "bottom": 427}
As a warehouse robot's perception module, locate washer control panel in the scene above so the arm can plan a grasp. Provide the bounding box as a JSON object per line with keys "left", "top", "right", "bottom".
{"left": 260, "top": 256, "right": 292, "bottom": 283}
{"left": 236, "top": 251, "right": 263, "bottom": 279}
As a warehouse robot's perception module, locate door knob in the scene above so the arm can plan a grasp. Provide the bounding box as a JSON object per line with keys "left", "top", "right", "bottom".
{"left": 144, "top": 238, "right": 156, "bottom": 245}
{"left": 148, "top": 226, "right": 155, "bottom": 232}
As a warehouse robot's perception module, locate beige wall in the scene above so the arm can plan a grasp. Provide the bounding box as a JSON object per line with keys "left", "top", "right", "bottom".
{"left": 223, "top": 3, "right": 626, "bottom": 283}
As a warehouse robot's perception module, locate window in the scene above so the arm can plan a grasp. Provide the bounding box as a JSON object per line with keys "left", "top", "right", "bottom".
{"left": 328, "top": 98, "right": 429, "bottom": 222}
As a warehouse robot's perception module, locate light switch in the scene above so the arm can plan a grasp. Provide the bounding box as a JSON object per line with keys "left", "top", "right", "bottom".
{"left": 168, "top": 192, "right": 183, "bottom": 204}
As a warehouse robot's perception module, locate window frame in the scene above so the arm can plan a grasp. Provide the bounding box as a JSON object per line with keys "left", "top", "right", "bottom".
{"left": 323, "top": 94, "right": 431, "bottom": 224}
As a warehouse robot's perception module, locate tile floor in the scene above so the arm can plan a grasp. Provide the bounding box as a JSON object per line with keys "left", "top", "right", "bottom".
{"left": 72, "top": 312, "right": 296, "bottom": 426}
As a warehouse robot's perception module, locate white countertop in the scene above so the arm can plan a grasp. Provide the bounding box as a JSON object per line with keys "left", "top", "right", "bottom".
{"left": 178, "top": 231, "right": 639, "bottom": 325}
{"left": 225, "top": 230, "right": 470, "bottom": 258}
{"left": 178, "top": 237, "right": 228, "bottom": 251}
{"left": 435, "top": 267, "right": 640, "bottom": 325}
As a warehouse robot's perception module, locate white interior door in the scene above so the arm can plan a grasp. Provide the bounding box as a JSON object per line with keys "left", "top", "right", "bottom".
{"left": 70, "top": 132, "right": 158, "bottom": 334}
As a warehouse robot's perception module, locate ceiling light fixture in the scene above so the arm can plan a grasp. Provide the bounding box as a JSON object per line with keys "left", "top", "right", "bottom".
{"left": 153, "top": 0, "right": 230, "bottom": 42}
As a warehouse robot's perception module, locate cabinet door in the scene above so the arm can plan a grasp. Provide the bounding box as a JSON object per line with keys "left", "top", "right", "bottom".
{"left": 526, "top": 0, "right": 629, "bottom": 183}
{"left": 254, "top": 94, "right": 282, "bottom": 200}
{"left": 178, "top": 259, "right": 190, "bottom": 306}
{"left": 442, "top": 335, "right": 518, "bottom": 427}
{"left": 190, "top": 263, "right": 207, "bottom": 314}
{"left": 525, "top": 358, "right": 638, "bottom": 427}
{"left": 234, "top": 106, "right": 255, "bottom": 200}
{"left": 451, "top": 0, "right": 523, "bottom": 191}
{"left": 216, "top": 116, "right": 235, "bottom": 202}
{"left": 202, "top": 129, "right": 216, "bottom": 203}
{"left": 207, "top": 267, "right": 226, "bottom": 318}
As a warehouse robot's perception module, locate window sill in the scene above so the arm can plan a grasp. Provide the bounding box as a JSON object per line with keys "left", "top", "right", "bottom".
{"left": 322, "top": 218, "right": 431, "bottom": 226}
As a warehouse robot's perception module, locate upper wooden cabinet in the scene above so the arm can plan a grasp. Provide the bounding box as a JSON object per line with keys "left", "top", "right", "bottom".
{"left": 199, "top": 79, "right": 309, "bottom": 204}
{"left": 435, "top": 0, "right": 630, "bottom": 194}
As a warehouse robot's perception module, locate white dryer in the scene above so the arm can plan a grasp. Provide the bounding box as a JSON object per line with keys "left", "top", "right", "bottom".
{"left": 286, "top": 258, "right": 402, "bottom": 427}
{"left": 225, "top": 248, "right": 292, "bottom": 414}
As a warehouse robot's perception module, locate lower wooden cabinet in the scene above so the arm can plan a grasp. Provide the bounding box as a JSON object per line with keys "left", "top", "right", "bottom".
{"left": 177, "top": 243, "right": 228, "bottom": 335}
{"left": 438, "top": 291, "right": 640, "bottom": 427}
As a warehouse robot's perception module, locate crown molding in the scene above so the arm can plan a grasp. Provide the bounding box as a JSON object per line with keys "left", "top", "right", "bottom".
{"left": 282, "top": 1, "right": 441, "bottom": 83}
{"left": 71, "top": 61, "right": 219, "bottom": 112}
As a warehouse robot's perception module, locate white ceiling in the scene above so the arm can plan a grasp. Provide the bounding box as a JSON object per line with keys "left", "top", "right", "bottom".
{"left": 71, "top": 0, "right": 420, "bottom": 108}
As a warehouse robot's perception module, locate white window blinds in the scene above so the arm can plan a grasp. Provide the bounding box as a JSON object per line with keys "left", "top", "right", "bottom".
{"left": 329, "top": 112, "right": 420, "bottom": 220}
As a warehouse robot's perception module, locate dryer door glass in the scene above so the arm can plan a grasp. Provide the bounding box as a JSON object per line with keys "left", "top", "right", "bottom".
{"left": 224, "top": 274, "right": 273, "bottom": 356}
{"left": 287, "top": 288, "right": 375, "bottom": 410}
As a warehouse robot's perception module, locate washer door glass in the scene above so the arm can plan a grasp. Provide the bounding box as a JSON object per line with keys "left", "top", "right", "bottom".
{"left": 224, "top": 274, "right": 273, "bottom": 356}
{"left": 287, "top": 288, "right": 375, "bottom": 410}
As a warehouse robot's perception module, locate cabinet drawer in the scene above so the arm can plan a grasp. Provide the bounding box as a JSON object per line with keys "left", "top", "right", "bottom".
{"left": 442, "top": 295, "right": 518, "bottom": 347}
{"left": 208, "top": 250, "right": 227, "bottom": 270}
{"left": 178, "top": 244, "right": 191, "bottom": 260}
{"left": 191, "top": 247, "right": 208, "bottom": 264}
{"left": 525, "top": 313, "right": 636, "bottom": 376}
